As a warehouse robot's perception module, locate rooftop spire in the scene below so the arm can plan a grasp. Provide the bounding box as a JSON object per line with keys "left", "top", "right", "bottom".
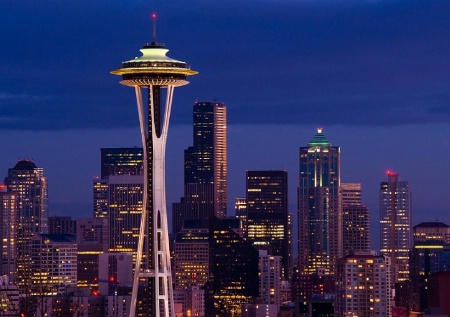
{"left": 152, "top": 13, "right": 157, "bottom": 44}
{"left": 308, "top": 127, "right": 330, "bottom": 147}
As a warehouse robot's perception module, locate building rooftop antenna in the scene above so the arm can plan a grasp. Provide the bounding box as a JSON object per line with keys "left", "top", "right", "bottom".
{"left": 152, "top": 13, "right": 157, "bottom": 44}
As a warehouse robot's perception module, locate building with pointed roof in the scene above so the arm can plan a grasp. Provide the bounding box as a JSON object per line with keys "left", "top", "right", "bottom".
{"left": 297, "top": 129, "right": 341, "bottom": 278}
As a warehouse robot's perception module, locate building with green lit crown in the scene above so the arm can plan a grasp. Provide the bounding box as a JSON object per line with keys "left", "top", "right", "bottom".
{"left": 297, "top": 129, "right": 341, "bottom": 277}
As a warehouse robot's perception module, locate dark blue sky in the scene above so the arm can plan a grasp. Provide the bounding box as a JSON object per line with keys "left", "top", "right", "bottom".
{"left": 1, "top": 0, "right": 450, "bottom": 248}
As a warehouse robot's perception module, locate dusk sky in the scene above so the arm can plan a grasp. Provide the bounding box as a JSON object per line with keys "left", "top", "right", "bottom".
{"left": 1, "top": 0, "right": 449, "bottom": 249}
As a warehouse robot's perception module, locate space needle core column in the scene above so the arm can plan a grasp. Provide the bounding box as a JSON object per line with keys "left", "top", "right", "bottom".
{"left": 111, "top": 15, "right": 197, "bottom": 317}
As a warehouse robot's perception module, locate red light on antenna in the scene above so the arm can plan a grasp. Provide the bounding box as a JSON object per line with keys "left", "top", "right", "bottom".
{"left": 152, "top": 13, "right": 157, "bottom": 19}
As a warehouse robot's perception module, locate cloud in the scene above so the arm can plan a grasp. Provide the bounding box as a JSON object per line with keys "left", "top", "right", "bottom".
{"left": 1, "top": 0, "right": 449, "bottom": 130}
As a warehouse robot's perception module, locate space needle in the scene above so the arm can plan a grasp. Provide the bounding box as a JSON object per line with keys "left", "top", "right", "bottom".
{"left": 111, "top": 14, "right": 197, "bottom": 317}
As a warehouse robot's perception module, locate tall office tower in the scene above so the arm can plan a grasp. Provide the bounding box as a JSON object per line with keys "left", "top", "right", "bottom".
{"left": 0, "top": 186, "right": 18, "bottom": 283}
{"left": 107, "top": 175, "right": 144, "bottom": 254}
{"left": 258, "top": 250, "right": 283, "bottom": 311}
{"left": 94, "top": 147, "right": 144, "bottom": 219}
{"left": 173, "top": 101, "right": 227, "bottom": 234}
{"left": 206, "top": 216, "right": 259, "bottom": 317}
{"left": 246, "top": 170, "right": 290, "bottom": 279}
{"left": 335, "top": 252, "right": 392, "bottom": 317}
{"left": 298, "top": 129, "right": 341, "bottom": 276}
{"left": 173, "top": 220, "right": 209, "bottom": 290}
{"left": 380, "top": 171, "right": 412, "bottom": 283}
{"left": 31, "top": 233, "right": 77, "bottom": 295}
{"left": 100, "top": 147, "right": 143, "bottom": 179}
{"left": 111, "top": 16, "right": 197, "bottom": 317}
{"left": 48, "top": 216, "right": 77, "bottom": 234}
{"left": 4, "top": 160, "right": 48, "bottom": 293}
{"left": 341, "top": 183, "right": 370, "bottom": 256}
{"left": 185, "top": 101, "right": 227, "bottom": 217}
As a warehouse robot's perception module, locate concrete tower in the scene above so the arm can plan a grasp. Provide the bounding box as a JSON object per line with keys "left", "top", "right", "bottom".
{"left": 111, "top": 15, "right": 197, "bottom": 317}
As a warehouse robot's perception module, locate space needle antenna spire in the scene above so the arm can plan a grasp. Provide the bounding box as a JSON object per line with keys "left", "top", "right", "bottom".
{"left": 111, "top": 15, "right": 197, "bottom": 317}
{"left": 152, "top": 13, "right": 157, "bottom": 44}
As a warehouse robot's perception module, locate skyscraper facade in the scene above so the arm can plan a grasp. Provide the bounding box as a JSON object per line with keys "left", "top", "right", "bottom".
{"left": 335, "top": 252, "right": 392, "bottom": 316}
{"left": 173, "top": 101, "right": 227, "bottom": 234}
{"left": 173, "top": 220, "right": 209, "bottom": 290}
{"left": 380, "top": 171, "right": 412, "bottom": 282}
{"left": 258, "top": 250, "right": 283, "bottom": 310}
{"left": 298, "top": 129, "right": 341, "bottom": 276}
{"left": 413, "top": 221, "right": 450, "bottom": 245}
{"left": 341, "top": 183, "right": 371, "bottom": 256}
{"left": 0, "top": 186, "right": 18, "bottom": 283}
{"left": 100, "top": 147, "right": 143, "bottom": 179}
{"left": 4, "top": 160, "right": 48, "bottom": 293}
{"left": 246, "top": 170, "right": 290, "bottom": 279}
{"left": 48, "top": 216, "right": 77, "bottom": 235}
{"left": 172, "top": 184, "right": 214, "bottom": 235}
{"left": 107, "top": 175, "right": 144, "bottom": 254}
{"left": 185, "top": 101, "right": 227, "bottom": 217}
{"left": 93, "top": 149, "right": 144, "bottom": 256}
{"left": 206, "top": 216, "right": 259, "bottom": 317}
{"left": 31, "top": 234, "right": 77, "bottom": 295}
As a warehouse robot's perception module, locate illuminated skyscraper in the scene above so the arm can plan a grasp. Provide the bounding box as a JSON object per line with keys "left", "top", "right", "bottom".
{"left": 246, "top": 170, "right": 290, "bottom": 279}
{"left": 298, "top": 129, "right": 341, "bottom": 276}
{"left": 185, "top": 101, "right": 227, "bottom": 217}
{"left": 258, "top": 250, "right": 283, "bottom": 310}
{"left": 107, "top": 175, "right": 144, "bottom": 255}
{"left": 380, "top": 171, "right": 412, "bottom": 282}
{"left": 100, "top": 147, "right": 143, "bottom": 179}
{"left": 31, "top": 234, "right": 77, "bottom": 295}
{"left": 341, "top": 183, "right": 371, "bottom": 256}
{"left": 206, "top": 216, "right": 259, "bottom": 317}
{"left": 173, "top": 101, "right": 227, "bottom": 234}
{"left": 4, "top": 160, "right": 48, "bottom": 293}
{"left": 0, "top": 185, "right": 18, "bottom": 283}
{"left": 94, "top": 147, "right": 144, "bottom": 219}
{"left": 111, "top": 15, "right": 197, "bottom": 317}
{"left": 173, "top": 220, "right": 209, "bottom": 290}
{"left": 336, "top": 252, "right": 392, "bottom": 316}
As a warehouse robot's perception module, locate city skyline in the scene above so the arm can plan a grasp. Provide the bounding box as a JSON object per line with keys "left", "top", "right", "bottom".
{"left": 1, "top": 0, "right": 450, "bottom": 252}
